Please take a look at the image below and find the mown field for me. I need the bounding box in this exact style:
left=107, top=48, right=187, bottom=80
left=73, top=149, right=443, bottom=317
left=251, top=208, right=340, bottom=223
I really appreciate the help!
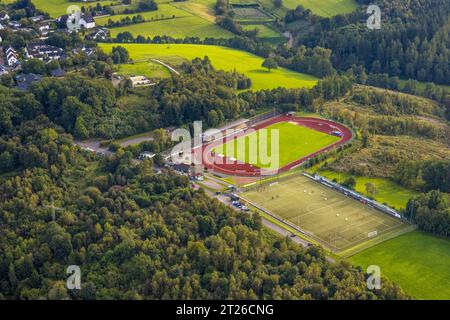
left=398, top=79, right=450, bottom=95
left=114, top=60, right=170, bottom=79
left=213, top=122, right=339, bottom=169
left=107, top=16, right=233, bottom=39
left=286, top=0, right=358, bottom=17
left=349, top=231, right=450, bottom=300
left=241, top=23, right=284, bottom=43
left=258, top=0, right=358, bottom=17
left=99, top=43, right=319, bottom=90
left=317, top=170, right=419, bottom=210
left=95, top=0, right=234, bottom=40
left=94, top=4, right=189, bottom=25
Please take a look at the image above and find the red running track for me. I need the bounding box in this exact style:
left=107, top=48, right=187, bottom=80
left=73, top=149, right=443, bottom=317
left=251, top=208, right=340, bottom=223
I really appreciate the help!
left=192, top=116, right=353, bottom=177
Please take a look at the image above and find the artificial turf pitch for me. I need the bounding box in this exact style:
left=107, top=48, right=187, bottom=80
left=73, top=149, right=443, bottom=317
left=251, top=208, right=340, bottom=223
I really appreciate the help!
left=212, top=122, right=340, bottom=169
left=242, top=174, right=406, bottom=251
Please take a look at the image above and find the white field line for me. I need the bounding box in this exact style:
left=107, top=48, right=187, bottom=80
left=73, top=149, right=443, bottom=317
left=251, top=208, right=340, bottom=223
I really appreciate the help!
left=151, top=59, right=180, bottom=76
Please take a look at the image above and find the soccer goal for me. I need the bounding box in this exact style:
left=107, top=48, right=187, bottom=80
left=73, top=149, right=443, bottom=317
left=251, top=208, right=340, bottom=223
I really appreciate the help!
left=368, top=231, right=378, bottom=238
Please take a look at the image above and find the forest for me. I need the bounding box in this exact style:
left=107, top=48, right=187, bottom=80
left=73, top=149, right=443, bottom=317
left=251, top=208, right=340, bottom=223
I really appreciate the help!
left=0, top=0, right=448, bottom=301
left=293, top=0, right=450, bottom=85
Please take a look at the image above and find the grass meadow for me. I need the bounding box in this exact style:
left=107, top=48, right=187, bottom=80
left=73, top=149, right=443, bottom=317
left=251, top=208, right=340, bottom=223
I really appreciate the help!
left=317, top=170, right=420, bottom=210
left=349, top=231, right=450, bottom=300
left=99, top=43, right=319, bottom=90
left=26, top=0, right=117, bottom=17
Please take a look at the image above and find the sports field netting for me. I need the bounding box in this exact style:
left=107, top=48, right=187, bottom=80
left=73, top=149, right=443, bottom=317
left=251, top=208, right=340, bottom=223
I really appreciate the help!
left=242, top=174, right=406, bottom=251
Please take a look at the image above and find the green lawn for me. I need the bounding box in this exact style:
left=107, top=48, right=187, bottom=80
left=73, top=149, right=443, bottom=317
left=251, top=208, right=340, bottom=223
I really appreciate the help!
left=259, top=0, right=358, bottom=17
left=28, top=0, right=117, bottom=17
left=108, top=15, right=233, bottom=39
left=241, top=23, right=283, bottom=41
left=96, top=0, right=232, bottom=40
left=213, top=122, right=339, bottom=169
left=95, top=4, right=190, bottom=26
left=349, top=231, right=450, bottom=300
left=99, top=43, right=319, bottom=90
left=114, top=60, right=171, bottom=79
left=317, top=170, right=419, bottom=210
left=281, top=0, right=358, bottom=17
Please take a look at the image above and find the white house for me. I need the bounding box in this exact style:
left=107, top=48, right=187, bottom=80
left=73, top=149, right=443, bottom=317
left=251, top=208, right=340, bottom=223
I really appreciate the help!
left=89, top=28, right=108, bottom=40
left=38, top=24, right=50, bottom=35
left=80, top=14, right=96, bottom=29
left=0, top=13, right=10, bottom=21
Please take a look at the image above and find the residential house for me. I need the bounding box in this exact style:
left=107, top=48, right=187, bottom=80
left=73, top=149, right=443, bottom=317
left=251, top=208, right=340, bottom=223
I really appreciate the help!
left=80, top=14, right=96, bottom=29
left=130, top=75, right=154, bottom=87
left=30, top=15, right=45, bottom=23
left=57, top=13, right=95, bottom=31
left=87, top=27, right=108, bottom=41
left=15, top=73, right=43, bottom=91
left=0, top=13, right=10, bottom=22
left=5, top=47, right=19, bottom=67
left=38, top=24, right=50, bottom=36
left=51, top=68, right=67, bottom=78
left=72, top=46, right=95, bottom=56
left=8, top=21, right=21, bottom=29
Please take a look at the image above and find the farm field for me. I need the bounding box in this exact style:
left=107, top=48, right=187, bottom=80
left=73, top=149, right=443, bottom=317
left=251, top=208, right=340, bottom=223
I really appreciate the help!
left=242, top=174, right=407, bottom=251
left=350, top=231, right=450, bottom=300
left=213, top=122, right=340, bottom=169
left=317, top=170, right=420, bottom=210
left=233, top=7, right=274, bottom=21
left=263, top=0, right=358, bottom=17
left=99, top=43, right=319, bottom=90
left=107, top=15, right=234, bottom=39
left=94, top=4, right=189, bottom=25
left=170, top=0, right=217, bottom=22
left=241, top=24, right=283, bottom=42
left=256, top=0, right=358, bottom=18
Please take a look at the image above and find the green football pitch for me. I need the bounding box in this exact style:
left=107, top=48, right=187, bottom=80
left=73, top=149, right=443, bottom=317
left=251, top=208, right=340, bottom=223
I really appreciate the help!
left=212, top=122, right=340, bottom=169
left=350, top=231, right=450, bottom=300
left=242, top=174, right=407, bottom=251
